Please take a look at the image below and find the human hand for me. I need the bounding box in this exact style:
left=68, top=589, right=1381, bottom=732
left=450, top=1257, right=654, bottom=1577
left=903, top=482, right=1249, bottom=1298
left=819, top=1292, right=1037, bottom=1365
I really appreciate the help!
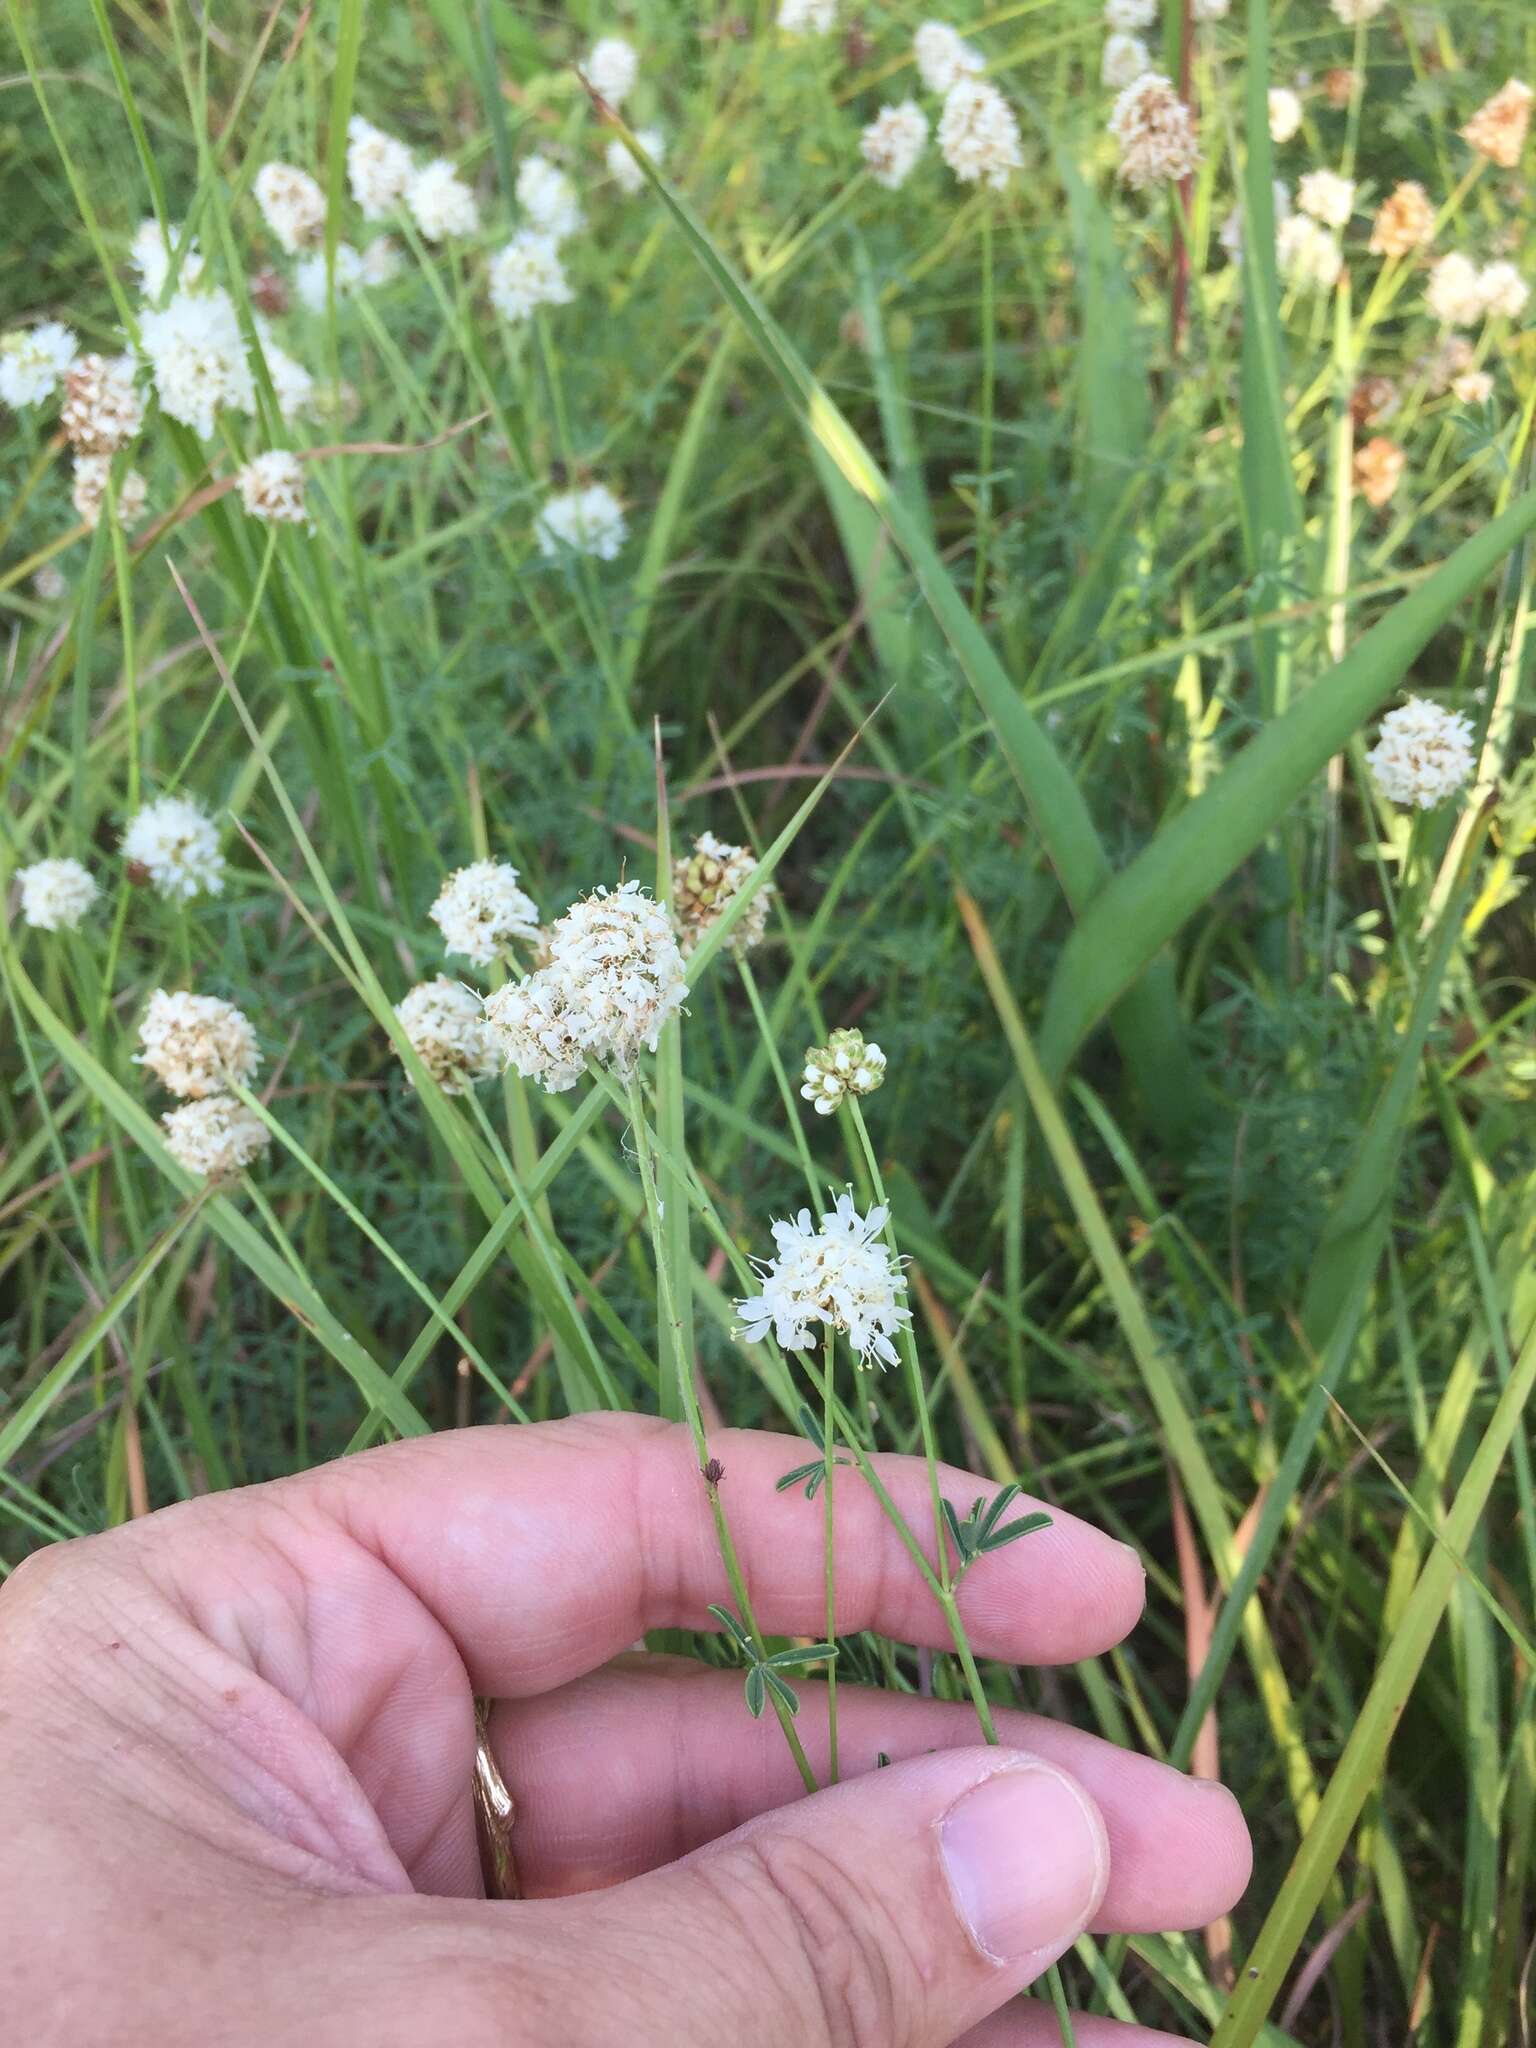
left=0, top=1414, right=1249, bottom=2046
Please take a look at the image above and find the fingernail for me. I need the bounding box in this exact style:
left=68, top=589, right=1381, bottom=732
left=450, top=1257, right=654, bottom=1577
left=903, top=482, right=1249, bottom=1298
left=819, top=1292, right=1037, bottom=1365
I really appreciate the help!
left=939, top=1760, right=1107, bottom=1965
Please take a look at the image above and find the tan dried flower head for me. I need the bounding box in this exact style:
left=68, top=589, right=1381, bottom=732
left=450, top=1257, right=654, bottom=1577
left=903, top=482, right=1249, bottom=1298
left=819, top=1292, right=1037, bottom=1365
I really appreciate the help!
left=1462, top=79, right=1531, bottom=169
left=1109, top=74, right=1200, bottom=191
left=1349, top=374, right=1399, bottom=427
left=394, top=976, right=501, bottom=1095
left=1369, top=181, right=1435, bottom=259
left=671, top=831, right=771, bottom=958
left=60, top=353, right=143, bottom=455
left=72, top=457, right=148, bottom=533
left=238, top=451, right=307, bottom=525
left=1324, top=69, right=1359, bottom=110
left=1353, top=437, right=1405, bottom=509
left=250, top=268, right=291, bottom=317
left=136, top=988, right=261, bottom=1100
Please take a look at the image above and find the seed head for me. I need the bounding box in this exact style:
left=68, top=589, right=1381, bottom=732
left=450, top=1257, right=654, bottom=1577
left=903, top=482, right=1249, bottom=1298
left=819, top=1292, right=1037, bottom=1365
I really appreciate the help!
left=1109, top=74, right=1200, bottom=190
left=801, top=1027, right=886, bottom=1116
left=1369, top=181, right=1435, bottom=258
left=237, top=450, right=307, bottom=525
left=1462, top=79, right=1531, bottom=169
left=60, top=353, right=143, bottom=454
left=253, top=162, right=327, bottom=254
left=671, top=832, right=771, bottom=957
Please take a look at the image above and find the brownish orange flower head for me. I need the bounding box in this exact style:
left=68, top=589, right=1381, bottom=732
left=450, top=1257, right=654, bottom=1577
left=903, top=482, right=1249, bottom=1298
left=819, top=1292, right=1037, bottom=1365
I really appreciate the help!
left=1369, top=181, right=1436, bottom=259
left=1354, top=437, right=1406, bottom=510
left=1461, top=79, right=1532, bottom=170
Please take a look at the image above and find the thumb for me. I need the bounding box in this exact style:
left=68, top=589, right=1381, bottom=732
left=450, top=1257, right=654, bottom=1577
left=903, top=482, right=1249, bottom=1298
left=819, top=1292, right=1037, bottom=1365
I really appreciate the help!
left=560, top=1744, right=1109, bottom=2048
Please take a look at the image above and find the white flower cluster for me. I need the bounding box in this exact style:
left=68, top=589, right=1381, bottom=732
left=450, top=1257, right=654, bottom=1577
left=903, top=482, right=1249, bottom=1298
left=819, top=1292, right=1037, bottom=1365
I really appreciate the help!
left=122, top=793, right=226, bottom=902
left=1329, top=0, right=1386, bottom=21
left=914, top=20, right=983, bottom=94
left=800, top=1027, right=887, bottom=1116
left=1102, top=33, right=1150, bottom=90
left=777, top=0, right=836, bottom=32
left=606, top=128, right=665, bottom=196
left=394, top=975, right=502, bottom=1094
left=429, top=859, right=540, bottom=966
left=255, top=318, right=317, bottom=419
left=254, top=162, right=327, bottom=253
left=1297, top=168, right=1354, bottom=230
left=1102, top=0, right=1156, bottom=27
left=136, top=988, right=261, bottom=1099
left=137, top=288, right=256, bottom=438
left=237, top=450, right=308, bottom=525
left=161, top=1096, right=270, bottom=1179
left=488, top=233, right=573, bottom=322
left=736, top=1193, right=911, bottom=1370
left=0, top=323, right=77, bottom=410
left=483, top=880, right=686, bottom=1090
left=861, top=102, right=929, bottom=190
left=938, top=78, right=1023, bottom=189
left=584, top=36, right=638, bottom=105
left=408, top=158, right=481, bottom=241
left=1268, top=87, right=1303, bottom=144
left=671, top=832, right=771, bottom=957
left=129, top=220, right=204, bottom=301
left=1277, top=214, right=1343, bottom=292
left=1367, top=698, right=1476, bottom=810
left=293, top=238, right=399, bottom=313
left=17, top=857, right=98, bottom=932
left=536, top=483, right=627, bottom=560
left=1109, top=73, right=1201, bottom=190
left=347, top=116, right=414, bottom=219
left=1427, top=252, right=1530, bottom=328
left=516, top=155, right=584, bottom=242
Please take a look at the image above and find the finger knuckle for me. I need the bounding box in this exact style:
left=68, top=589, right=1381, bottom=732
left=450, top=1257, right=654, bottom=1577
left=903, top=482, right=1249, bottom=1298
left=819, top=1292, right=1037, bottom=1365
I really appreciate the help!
left=724, top=1831, right=921, bottom=2048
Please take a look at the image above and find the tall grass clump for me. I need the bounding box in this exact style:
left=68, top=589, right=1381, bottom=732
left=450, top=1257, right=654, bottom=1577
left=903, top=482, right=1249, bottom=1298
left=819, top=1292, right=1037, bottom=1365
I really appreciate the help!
left=4, top=0, right=1536, bottom=2039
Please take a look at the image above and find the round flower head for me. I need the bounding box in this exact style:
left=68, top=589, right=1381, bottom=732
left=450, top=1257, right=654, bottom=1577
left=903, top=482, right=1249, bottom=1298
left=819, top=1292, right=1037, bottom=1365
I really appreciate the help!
left=536, top=483, right=627, bottom=561
left=860, top=102, right=929, bottom=189
left=913, top=21, right=984, bottom=94
left=34, top=565, right=68, bottom=602
left=136, top=989, right=260, bottom=1099
left=584, top=36, right=638, bottom=105
left=407, top=159, right=480, bottom=241
left=1367, top=698, right=1475, bottom=809
left=430, top=859, right=540, bottom=966
left=295, top=243, right=368, bottom=314
left=1369, top=181, right=1435, bottom=258
left=0, top=323, right=77, bottom=410
left=137, top=289, right=255, bottom=438
left=801, top=1026, right=887, bottom=1116
left=671, top=832, right=771, bottom=957
left=1477, top=261, right=1529, bottom=322
left=1452, top=368, right=1494, bottom=405
left=253, top=162, right=326, bottom=254
left=122, top=793, right=226, bottom=902
left=394, top=976, right=502, bottom=1094
left=1462, top=79, right=1532, bottom=169
left=543, top=881, right=687, bottom=1074
left=129, top=219, right=204, bottom=302
left=777, top=0, right=836, bottom=31
left=17, top=857, right=98, bottom=933
left=1350, top=373, right=1398, bottom=426
left=1109, top=74, right=1200, bottom=190
left=606, top=128, right=665, bottom=196
left=1353, top=436, right=1405, bottom=509
left=1103, top=0, right=1156, bottom=25
left=516, top=155, right=584, bottom=243
left=361, top=237, right=402, bottom=287
left=1427, top=252, right=1486, bottom=329
left=482, top=969, right=588, bottom=1093
left=162, top=1095, right=270, bottom=1179
left=1268, top=87, right=1303, bottom=144
left=1329, top=0, right=1386, bottom=20
left=1419, top=334, right=1474, bottom=395
left=1276, top=214, right=1342, bottom=292
left=72, top=458, right=148, bottom=533
left=736, top=1192, right=911, bottom=1370
left=347, top=116, right=414, bottom=219
left=60, top=354, right=143, bottom=455
left=1297, top=168, right=1354, bottom=229
left=1192, top=0, right=1229, bottom=17
left=938, top=78, right=1023, bottom=189
left=237, top=450, right=307, bottom=525
left=488, top=233, right=574, bottom=322
left=1102, top=33, right=1150, bottom=89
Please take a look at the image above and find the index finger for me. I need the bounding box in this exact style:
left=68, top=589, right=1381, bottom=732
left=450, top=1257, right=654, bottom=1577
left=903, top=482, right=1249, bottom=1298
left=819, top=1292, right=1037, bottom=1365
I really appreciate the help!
left=280, top=1413, right=1144, bottom=1695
